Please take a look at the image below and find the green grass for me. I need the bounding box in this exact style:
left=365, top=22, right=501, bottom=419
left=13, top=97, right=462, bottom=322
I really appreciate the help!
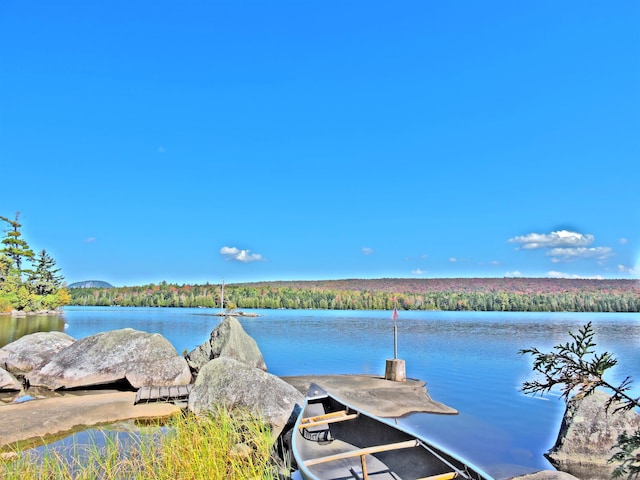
left=0, top=406, right=285, bottom=480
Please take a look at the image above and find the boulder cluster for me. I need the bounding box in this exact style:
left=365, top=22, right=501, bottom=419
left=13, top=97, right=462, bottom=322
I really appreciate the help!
left=0, top=317, right=303, bottom=441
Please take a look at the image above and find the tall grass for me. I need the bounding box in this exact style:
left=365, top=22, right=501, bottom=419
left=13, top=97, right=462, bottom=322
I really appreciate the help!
left=0, top=405, right=285, bottom=480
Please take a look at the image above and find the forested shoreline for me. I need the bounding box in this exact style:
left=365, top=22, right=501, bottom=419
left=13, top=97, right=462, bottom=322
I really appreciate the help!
left=69, top=277, right=640, bottom=312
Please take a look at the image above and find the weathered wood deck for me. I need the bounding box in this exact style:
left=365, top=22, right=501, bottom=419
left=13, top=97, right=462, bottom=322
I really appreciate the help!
left=134, top=384, right=193, bottom=404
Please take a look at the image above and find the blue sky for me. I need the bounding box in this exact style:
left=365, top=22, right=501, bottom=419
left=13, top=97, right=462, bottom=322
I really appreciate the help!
left=1, top=1, right=638, bottom=286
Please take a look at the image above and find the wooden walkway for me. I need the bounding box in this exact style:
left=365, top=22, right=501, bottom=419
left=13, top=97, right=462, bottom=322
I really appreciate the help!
left=134, top=384, right=193, bottom=405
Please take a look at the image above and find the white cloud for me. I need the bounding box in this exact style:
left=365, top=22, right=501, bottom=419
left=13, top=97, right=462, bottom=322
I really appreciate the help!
left=505, top=271, right=522, bottom=277
left=362, top=247, right=374, bottom=256
left=509, top=229, right=615, bottom=269
left=509, top=230, right=595, bottom=249
left=547, top=270, right=568, bottom=278
left=619, top=238, right=628, bottom=245
left=220, top=246, right=263, bottom=263
left=412, top=268, right=427, bottom=275
left=546, top=246, right=613, bottom=263
left=618, top=264, right=640, bottom=275
left=547, top=271, right=604, bottom=280
left=449, top=257, right=457, bottom=263
left=85, top=237, right=96, bottom=243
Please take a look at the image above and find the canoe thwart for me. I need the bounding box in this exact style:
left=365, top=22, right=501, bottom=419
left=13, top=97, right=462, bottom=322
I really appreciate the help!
left=299, top=412, right=359, bottom=430
left=303, top=439, right=420, bottom=467
left=301, top=409, right=349, bottom=423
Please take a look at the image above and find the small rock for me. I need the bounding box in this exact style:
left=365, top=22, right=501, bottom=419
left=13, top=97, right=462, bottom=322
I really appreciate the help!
left=0, top=367, right=21, bottom=391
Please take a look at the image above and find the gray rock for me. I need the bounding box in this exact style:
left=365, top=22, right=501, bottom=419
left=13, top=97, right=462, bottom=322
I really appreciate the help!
left=509, top=470, right=580, bottom=479
left=188, top=357, right=303, bottom=439
left=0, top=331, right=75, bottom=376
left=546, top=390, right=640, bottom=479
left=186, top=316, right=267, bottom=373
left=27, top=328, right=192, bottom=390
left=0, top=367, right=21, bottom=391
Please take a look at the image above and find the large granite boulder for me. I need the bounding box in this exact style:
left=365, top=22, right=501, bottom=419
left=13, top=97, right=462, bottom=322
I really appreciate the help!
left=27, top=328, right=192, bottom=390
left=186, top=316, right=267, bottom=374
left=188, top=357, right=303, bottom=439
left=0, top=367, right=21, bottom=391
left=0, top=331, right=75, bottom=376
left=546, top=390, right=640, bottom=479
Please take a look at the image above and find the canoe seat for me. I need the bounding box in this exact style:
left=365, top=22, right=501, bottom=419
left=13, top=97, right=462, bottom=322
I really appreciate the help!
left=301, top=426, right=333, bottom=443
left=300, top=403, right=335, bottom=443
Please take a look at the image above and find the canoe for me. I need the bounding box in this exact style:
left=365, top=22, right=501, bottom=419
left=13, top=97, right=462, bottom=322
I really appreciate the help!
left=292, top=384, right=494, bottom=480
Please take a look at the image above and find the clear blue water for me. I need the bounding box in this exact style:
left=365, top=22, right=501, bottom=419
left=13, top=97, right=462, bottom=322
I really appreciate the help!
left=26, top=307, right=640, bottom=478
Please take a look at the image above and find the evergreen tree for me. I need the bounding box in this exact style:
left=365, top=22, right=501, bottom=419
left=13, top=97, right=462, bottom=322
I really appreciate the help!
left=27, top=249, right=64, bottom=295
left=0, top=212, right=34, bottom=280
left=0, top=253, right=12, bottom=284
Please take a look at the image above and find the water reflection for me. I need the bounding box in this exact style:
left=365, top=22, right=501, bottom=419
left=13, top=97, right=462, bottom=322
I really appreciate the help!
left=0, top=314, right=65, bottom=347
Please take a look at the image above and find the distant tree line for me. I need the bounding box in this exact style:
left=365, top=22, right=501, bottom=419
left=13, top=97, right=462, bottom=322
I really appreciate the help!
left=68, top=278, right=640, bottom=312
left=0, top=212, right=69, bottom=312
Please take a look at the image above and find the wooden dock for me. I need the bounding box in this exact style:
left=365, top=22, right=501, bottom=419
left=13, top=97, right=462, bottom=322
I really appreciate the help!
left=134, top=384, right=193, bottom=405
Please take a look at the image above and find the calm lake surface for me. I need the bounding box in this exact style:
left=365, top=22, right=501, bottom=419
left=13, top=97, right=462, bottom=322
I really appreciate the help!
left=4, top=307, right=640, bottom=479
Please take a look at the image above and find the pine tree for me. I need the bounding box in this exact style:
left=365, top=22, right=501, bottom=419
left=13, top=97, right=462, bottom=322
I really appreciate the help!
left=27, top=249, right=64, bottom=295
left=0, top=212, right=34, bottom=280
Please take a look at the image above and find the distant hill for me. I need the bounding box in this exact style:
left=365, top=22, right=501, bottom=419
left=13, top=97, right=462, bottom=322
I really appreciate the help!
left=67, top=280, right=114, bottom=289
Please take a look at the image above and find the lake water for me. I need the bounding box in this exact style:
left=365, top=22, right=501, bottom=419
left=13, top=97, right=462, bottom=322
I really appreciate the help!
left=4, top=307, right=640, bottom=479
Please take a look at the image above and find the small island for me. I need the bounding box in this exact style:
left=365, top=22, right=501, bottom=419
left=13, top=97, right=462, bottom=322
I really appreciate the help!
left=0, top=213, right=69, bottom=316
left=213, top=310, right=261, bottom=317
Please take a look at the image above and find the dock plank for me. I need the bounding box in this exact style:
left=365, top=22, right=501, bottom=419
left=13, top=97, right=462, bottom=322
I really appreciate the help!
left=134, top=384, right=193, bottom=404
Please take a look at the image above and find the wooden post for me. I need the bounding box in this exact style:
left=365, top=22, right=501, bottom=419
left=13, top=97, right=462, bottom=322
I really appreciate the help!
left=385, top=358, right=406, bottom=382
left=385, top=308, right=405, bottom=381
left=393, top=322, right=398, bottom=359
left=221, top=278, right=225, bottom=311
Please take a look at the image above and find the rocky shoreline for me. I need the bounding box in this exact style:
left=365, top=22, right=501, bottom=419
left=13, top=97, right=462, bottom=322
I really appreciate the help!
left=2, top=316, right=634, bottom=479
left=1, top=309, right=63, bottom=317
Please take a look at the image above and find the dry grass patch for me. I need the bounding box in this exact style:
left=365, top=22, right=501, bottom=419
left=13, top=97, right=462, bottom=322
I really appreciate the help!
left=0, top=405, right=284, bottom=480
